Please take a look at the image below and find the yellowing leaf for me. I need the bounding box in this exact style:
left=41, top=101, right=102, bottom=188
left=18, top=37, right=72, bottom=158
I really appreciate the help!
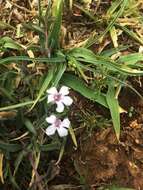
left=69, top=127, right=77, bottom=148
left=110, top=26, right=118, bottom=48
left=0, top=153, right=4, bottom=184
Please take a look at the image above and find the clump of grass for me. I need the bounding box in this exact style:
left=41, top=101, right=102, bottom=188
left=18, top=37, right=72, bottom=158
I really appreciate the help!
left=0, top=0, right=143, bottom=189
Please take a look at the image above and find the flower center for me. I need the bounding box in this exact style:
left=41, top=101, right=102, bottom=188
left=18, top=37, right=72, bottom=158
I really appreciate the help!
left=54, top=119, right=62, bottom=128
left=53, top=93, right=62, bottom=102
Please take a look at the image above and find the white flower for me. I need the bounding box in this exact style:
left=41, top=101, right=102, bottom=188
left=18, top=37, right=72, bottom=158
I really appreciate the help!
left=47, top=86, right=73, bottom=113
left=45, top=115, right=70, bottom=137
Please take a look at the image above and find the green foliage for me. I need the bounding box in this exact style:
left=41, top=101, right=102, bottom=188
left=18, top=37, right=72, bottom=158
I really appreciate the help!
left=61, top=73, right=109, bottom=108
left=106, top=85, right=120, bottom=140
left=0, top=37, right=23, bottom=51
left=48, top=0, right=63, bottom=49
left=0, top=0, right=143, bottom=188
left=85, top=0, right=128, bottom=47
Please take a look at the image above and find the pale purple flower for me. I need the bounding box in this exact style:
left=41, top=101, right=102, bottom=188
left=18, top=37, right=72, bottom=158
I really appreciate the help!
left=47, top=86, right=73, bottom=113
left=45, top=115, right=70, bottom=137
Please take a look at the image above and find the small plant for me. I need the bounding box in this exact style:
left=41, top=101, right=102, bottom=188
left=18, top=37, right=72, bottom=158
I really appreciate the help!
left=45, top=115, right=71, bottom=137
left=45, top=85, right=73, bottom=137
left=0, top=0, right=143, bottom=189
left=47, top=86, right=73, bottom=113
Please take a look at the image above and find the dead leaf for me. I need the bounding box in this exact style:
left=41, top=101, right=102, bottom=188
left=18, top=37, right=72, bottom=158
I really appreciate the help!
left=0, top=153, right=4, bottom=184
left=0, top=111, right=17, bottom=120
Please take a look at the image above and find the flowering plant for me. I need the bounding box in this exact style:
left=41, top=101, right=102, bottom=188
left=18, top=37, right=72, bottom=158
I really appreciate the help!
left=45, top=115, right=70, bottom=137
left=47, top=86, right=73, bottom=113
left=45, top=86, right=73, bottom=137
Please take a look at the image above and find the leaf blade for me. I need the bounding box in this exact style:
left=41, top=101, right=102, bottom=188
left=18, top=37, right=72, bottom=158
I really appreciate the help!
left=106, top=86, right=120, bottom=140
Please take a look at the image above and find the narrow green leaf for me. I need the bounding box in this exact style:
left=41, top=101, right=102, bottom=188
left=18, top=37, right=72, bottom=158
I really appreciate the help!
left=51, top=63, right=66, bottom=86
left=3, top=42, right=22, bottom=50
left=68, top=48, right=143, bottom=75
left=115, top=24, right=143, bottom=45
left=106, top=86, right=120, bottom=140
left=85, top=0, right=128, bottom=47
left=0, top=36, right=23, bottom=50
left=56, top=138, right=66, bottom=164
left=30, top=67, right=55, bottom=110
left=0, top=100, right=34, bottom=112
left=0, top=142, right=22, bottom=152
left=107, top=0, right=123, bottom=16
left=74, top=4, right=98, bottom=22
left=40, top=142, right=60, bottom=151
left=8, top=165, right=20, bottom=190
left=48, top=0, right=63, bottom=49
left=61, top=73, right=108, bottom=108
left=0, top=87, right=16, bottom=102
left=0, top=96, right=46, bottom=112
left=118, top=53, right=143, bottom=65
left=100, top=45, right=130, bottom=56
left=24, top=118, right=37, bottom=135
left=76, top=57, right=143, bottom=75
left=68, top=47, right=97, bottom=62
left=62, top=73, right=125, bottom=113
left=0, top=55, right=66, bottom=65
left=23, top=23, right=45, bottom=34
left=0, top=36, right=15, bottom=44
left=13, top=150, right=27, bottom=176
left=0, top=21, right=15, bottom=30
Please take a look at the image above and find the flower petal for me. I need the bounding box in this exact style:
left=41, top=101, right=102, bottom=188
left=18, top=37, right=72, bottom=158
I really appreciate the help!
left=56, top=102, right=64, bottom=113
left=47, top=94, right=54, bottom=103
left=139, top=46, right=143, bottom=53
left=46, top=115, right=56, bottom=124
left=57, top=127, right=68, bottom=137
left=62, top=96, right=73, bottom=106
left=62, top=118, right=70, bottom=128
left=45, top=125, right=56, bottom=136
left=59, top=86, right=69, bottom=95
left=47, top=87, right=57, bottom=94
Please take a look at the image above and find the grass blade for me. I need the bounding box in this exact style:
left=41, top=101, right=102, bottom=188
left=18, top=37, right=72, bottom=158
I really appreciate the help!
left=0, top=97, right=45, bottom=111
left=24, top=118, right=37, bottom=135
left=40, top=142, right=60, bottom=151
left=30, top=66, right=55, bottom=110
left=106, top=85, right=120, bottom=140
left=51, top=63, right=66, bottom=86
left=118, top=53, right=143, bottom=65
left=0, top=56, right=65, bottom=65
left=48, top=0, right=63, bottom=49
left=61, top=73, right=108, bottom=108
left=115, top=24, right=143, bottom=45
left=0, top=142, right=22, bottom=152
left=85, top=0, right=128, bottom=47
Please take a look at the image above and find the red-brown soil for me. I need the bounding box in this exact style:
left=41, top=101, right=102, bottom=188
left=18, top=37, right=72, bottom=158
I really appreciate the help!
left=52, top=80, right=143, bottom=190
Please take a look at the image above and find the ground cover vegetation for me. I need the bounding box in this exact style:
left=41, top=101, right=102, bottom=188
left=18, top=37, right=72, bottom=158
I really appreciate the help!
left=0, top=0, right=143, bottom=189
